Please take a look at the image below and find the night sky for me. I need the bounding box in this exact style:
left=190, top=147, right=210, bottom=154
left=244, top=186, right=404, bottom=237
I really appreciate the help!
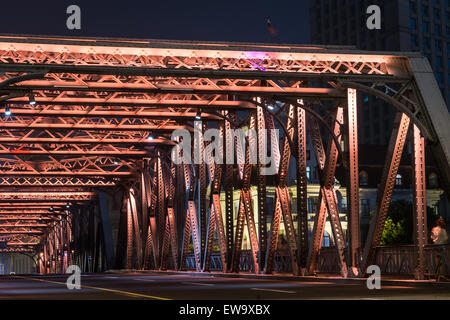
left=0, top=0, right=310, bottom=44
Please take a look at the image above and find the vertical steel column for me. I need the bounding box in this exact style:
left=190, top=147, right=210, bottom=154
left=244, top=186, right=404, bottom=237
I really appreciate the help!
left=67, top=215, right=73, bottom=268
left=245, top=114, right=260, bottom=274
left=412, top=125, right=427, bottom=280
left=256, top=104, right=268, bottom=271
left=149, top=162, right=160, bottom=268
left=265, top=105, right=298, bottom=275
left=307, top=108, right=347, bottom=277
left=231, top=113, right=259, bottom=273
left=161, top=164, right=178, bottom=270
left=157, top=155, right=165, bottom=262
left=296, top=106, right=308, bottom=273
left=126, top=193, right=133, bottom=269
left=168, top=165, right=179, bottom=270
left=204, top=123, right=226, bottom=272
left=176, top=162, right=186, bottom=268
left=140, top=163, right=149, bottom=263
left=204, top=198, right=217, bottom=272
left=129, top=188, right=142, bottom=269
left=160, top=214, right=171, bottom=270
left=62, top=218, right=68, bottom=273
left=322, top=107, right=347, bottom=277
left=199, top=123, right=208, bottom=265
left=181, top=163, right=202, bottom=271
left=43, top=240, right=49, bottom=274
left=115, top=193, right=127, bottom=269
left=346, top=88, right=360, bottom=276
left=224, top=111, right=234, bottom=271
left=180, top=202, right=191, bottom=270
left=306, top=115, right=328, bottom=275
left=264, top=112, right=282, bottom=275
left=160, top=165, right=170, bottom=270
left=57, top=220, right=63, bottom=273
left=362, top=112, right=410, bottom=271
left=99, top=192, right=114, bottom=270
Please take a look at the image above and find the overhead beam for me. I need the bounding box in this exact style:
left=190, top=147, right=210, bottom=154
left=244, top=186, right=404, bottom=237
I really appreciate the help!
left=6, top=82, right=346, bottom=98
left=0, top=137, right=174, bottom=145
left=0, top=64, right=404, bottom=82
left=0, top=149, right=147, bottom=157
left=0, top=172, right=133, bottom=177
left=5, top=99, right=250, bottom=111
left=0, top=224, right=49, bottom=228
left=0, top=123, right=191, bottom=132
left=0, top=231, right=43, bottom=234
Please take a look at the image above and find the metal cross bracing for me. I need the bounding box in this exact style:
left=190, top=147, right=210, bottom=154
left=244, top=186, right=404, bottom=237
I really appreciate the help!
left=0, top=35, right=447, bottom=280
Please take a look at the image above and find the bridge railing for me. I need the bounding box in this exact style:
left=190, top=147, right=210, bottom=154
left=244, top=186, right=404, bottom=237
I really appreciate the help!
left=185, top=250, right=293, bottom=273
left=318, top=244, right=450, bottom=276
left=184, top=245, right=450, bottom=276
left=374, top=244, right=450, bottom=276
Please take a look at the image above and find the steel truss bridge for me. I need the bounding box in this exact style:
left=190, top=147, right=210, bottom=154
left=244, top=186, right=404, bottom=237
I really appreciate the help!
left=0, top=35, right=449, bottom=279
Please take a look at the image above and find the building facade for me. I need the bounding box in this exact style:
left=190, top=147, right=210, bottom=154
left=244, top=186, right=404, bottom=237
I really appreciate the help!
left=309, top=0, right=450, bottom=144
left=222, top=144, right=445, bottom=250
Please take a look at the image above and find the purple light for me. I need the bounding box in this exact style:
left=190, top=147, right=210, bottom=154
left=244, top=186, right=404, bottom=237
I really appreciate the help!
left=248, top=59, right=267, bottom=72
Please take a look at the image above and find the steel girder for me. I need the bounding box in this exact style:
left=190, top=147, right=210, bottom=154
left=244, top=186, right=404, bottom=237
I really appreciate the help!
left=296, top=106, right=308, bottom=274
left=203, top=122, right=227, bottom=272
left=346, top=88, right=360, bottom=276
left=412, top=125, right=427, bottom=280
left=265, top=104, right=299, bottom=275
left=231, top=113, right=259, bottom=274
left=361, top=113, right=410, bottom=272
left=307, top=107, right=348, bottom=277
left=0, top=35, right=446, bottom=279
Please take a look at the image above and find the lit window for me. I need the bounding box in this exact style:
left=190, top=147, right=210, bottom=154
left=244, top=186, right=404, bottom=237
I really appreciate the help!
left=361, top=199, right=370, bottom=217
left=359, top=171, right=368, bottom=186
left=341, top=198, right=347, bottom=213
left=395, top=174, right=402, bottom=186
left=322, top=231, right=330, bottom=247
left=429, top=173, right=438, bottom=187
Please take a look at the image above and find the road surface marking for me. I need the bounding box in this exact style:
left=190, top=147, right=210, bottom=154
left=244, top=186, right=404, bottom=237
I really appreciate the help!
left=13, top=275, right=171, bottom=300
left=133, top=278, right=155, bottom=282
left=181, top=281, right=215, bottom=287
left=103, top=276, right=120, bottom=279
left=250, top=288, right=296, bottom=294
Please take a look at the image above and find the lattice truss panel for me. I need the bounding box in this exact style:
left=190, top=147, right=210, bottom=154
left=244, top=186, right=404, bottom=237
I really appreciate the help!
left=0, top=36, right=446, bottom=278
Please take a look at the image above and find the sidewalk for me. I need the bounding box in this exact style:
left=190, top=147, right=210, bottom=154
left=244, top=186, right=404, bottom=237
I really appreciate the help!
left=106, top=269, right=450, bottom=288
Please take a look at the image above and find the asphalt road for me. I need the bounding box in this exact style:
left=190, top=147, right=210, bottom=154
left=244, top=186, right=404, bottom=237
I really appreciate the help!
left=1, top=272, right=450, bottom=300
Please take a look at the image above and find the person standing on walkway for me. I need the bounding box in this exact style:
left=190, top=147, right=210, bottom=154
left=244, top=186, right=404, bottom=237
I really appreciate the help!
left=431, top=218, right=448, bottom=281
left=431, top=218, right=448, bottom=245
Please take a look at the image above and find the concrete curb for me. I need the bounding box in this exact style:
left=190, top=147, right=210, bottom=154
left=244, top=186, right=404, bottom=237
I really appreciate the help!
left=105, top=269, right=450, bottom=288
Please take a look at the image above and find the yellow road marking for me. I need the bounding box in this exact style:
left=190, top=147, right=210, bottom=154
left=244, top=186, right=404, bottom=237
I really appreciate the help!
left=13, top=275, right=171, bottom=300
